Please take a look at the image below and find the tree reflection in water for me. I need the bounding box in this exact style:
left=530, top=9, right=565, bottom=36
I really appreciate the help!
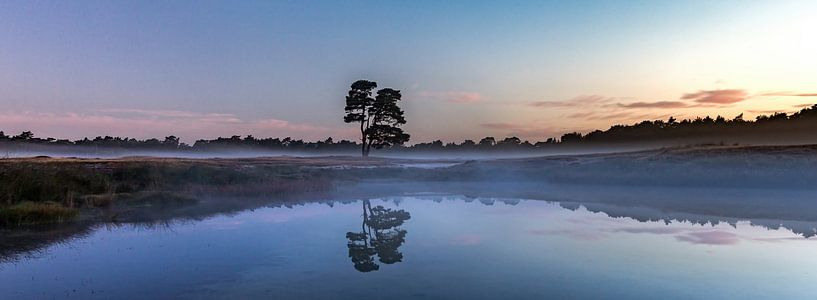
left=346, top=200, right=411, bottom=272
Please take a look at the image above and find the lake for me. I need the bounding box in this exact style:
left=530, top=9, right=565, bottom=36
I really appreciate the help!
left=1, top=194, right=816, bottom=299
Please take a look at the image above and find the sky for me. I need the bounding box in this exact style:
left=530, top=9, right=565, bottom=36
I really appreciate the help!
left=1, top=0, right=816, bottom=143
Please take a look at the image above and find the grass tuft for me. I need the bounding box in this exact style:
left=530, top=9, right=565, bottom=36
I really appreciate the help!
left=0, top=201, right=79, bottom=227
left=82, top=194, right=115, bottom=207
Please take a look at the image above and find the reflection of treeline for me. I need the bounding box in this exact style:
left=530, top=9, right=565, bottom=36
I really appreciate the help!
left=560, top=201, right=817, bottom=238
left=2, top=104, right=816, bottom=153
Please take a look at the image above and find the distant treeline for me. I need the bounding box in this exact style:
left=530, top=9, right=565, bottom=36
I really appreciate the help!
left=2, top=104, right=816, bottom=154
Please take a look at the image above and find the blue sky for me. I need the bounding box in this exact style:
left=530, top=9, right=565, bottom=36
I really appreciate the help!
left=1, top=0, right=816, bottom=142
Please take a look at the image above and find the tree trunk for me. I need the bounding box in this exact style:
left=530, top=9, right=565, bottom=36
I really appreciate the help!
left=363, top=115, right=375, bottom=157
left=360, top=121, right=367, bottom=157
left=366, top=138, right=374, bottom=157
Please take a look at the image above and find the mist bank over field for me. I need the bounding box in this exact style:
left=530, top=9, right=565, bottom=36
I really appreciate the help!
left=3, top=144, right=817, bottom=261
left=2, top=104, right=817, bottom=159
left=0, top=141, right=656, bottom=160
left=2, top=144, right=817, bottom=220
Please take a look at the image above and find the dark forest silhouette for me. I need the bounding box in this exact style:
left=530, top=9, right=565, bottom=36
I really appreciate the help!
left=2, top=104, right=816, bottom=155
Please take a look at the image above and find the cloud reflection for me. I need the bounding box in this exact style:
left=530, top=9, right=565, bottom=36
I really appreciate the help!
left=527, top=229, right=607, bottom=241
left=450, top=234, right=482, bottom=246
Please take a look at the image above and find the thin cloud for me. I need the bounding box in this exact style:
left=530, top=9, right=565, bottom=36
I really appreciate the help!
left=534, top=95, right=684, bottom=125
left=583, top=111, right=670, bottom=121
left=530, top=95, right=614, bottom=108
left=564, top=111, right=596, bottom=118
left=96, top=108, right=242, bottom=123
left=418, top=91, right=481, bottom=104
left=616, top=101, right=689, bottom=109
left=480, top=122, right=522, bottom=130
left=759, top=91, right=817, bottom=97
left=747, top=109, right=791, bottom=114
left=446, top=92, right=481, bottom=103
left=584, top=111, right=632, bottom=120
left=681, top=89, right=748, bottom=104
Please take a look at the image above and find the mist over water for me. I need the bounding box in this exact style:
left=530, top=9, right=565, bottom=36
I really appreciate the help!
left=2, top=193, right=816, bottom=299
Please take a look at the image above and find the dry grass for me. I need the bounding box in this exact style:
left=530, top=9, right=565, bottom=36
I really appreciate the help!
left=0, top=157, right=352, bottom=227
left=81, top=194, right=115, bottom=207
left=0, top=201, right=79, bottom=227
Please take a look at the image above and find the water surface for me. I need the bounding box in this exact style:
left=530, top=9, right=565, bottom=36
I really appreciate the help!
left=1, top=195, right=815, bottom=299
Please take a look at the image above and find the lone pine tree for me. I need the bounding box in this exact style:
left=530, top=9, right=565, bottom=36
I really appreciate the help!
left=344, top=80, right=410, bottom=157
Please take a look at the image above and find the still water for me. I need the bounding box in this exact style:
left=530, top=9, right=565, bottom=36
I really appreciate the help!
left=1, top=195, right=815, bottom=299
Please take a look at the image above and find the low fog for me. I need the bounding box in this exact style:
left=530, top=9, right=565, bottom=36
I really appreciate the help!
left=4, top=139, right=817, bottom=160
